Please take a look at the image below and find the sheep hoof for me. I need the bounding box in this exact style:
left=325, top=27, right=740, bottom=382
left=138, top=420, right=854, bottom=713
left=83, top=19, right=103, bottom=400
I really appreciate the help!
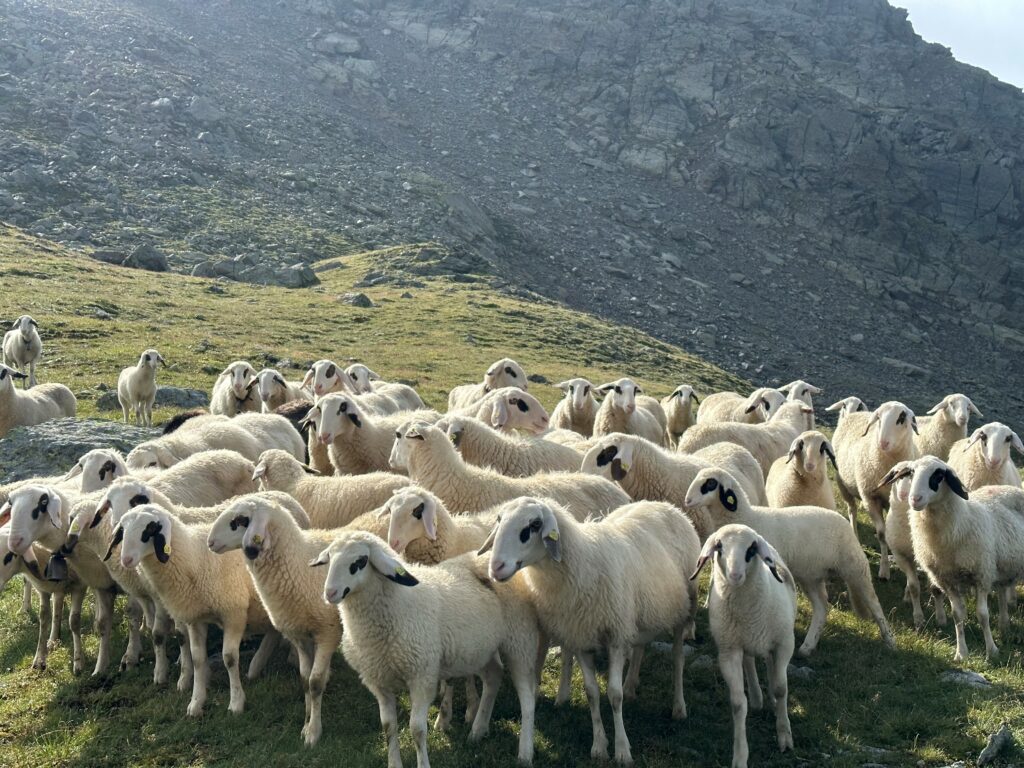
left=614, top=748, right=634, bottom=766
left=590, top=740, right=609, bottom=760
left=32, top=658, right=46, bottom=671
left=778, top=729, right=793, bottom=752
left=796, top=644, right=815, bottom=658
left=187, top=702, right=204, bottom=717
left=671, top=703, right=687, bottom=720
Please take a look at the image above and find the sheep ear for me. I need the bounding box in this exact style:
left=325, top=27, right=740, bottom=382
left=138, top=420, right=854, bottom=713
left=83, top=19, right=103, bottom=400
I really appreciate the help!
left=690, top=391, right=700, bottom=403
left=718, top=484, right=738, bottom=512
left=252, top=462, right=267, bottom=482
left=103, top=526, right=124, bottom=562
left=375, top=504, right=392, bottom=521
left=807, top=384, right=823, bottom=395
left=301, top=369, right=315, bottom=389
left=596, top=382, right=616, bottom=394
left=404, top=424, right=425, bottom=440
left=943, top=469, right=969, bottom=500
left=926, top=402, right=943, bottom=416
left=967, top=398, right=983, bottom=418
left=755, top=536, right=785, bottom=583
left=347, top=411, right=363, bottom=428
left=876, top=465, right=910, bottom=491
left=861, top=411, right=880, bottom=437
left=554, top=380, right=573, bottom=391
left=242, top=515, right=269, bottom=560
left=477, top=524, right=497, bottom=555
left=29, top=318, right=38, bottom=328
left=965, top=428, right=984, bottom=449
left=45, top=493, right=62, bottom=530
left=63, top=461, right=85, bottom=481
left=822, top=441, right=838, bottom=470
left=490, top=399, right=509, bottom=429
left=690, top=536, right=719, bottom=580
left=1011, top=431, right=1024, bottom=455
left=365, top=368, right=382, bottom=382
left=540, top=507, right=561, bottom=563
left=824, top=400, right=844, bottom=412
left=0, top=502, right=11, bottom=528
left=220, top=364, right=235, bottom=376
left=911, top=416, right=919, bottom=435
left=420, top=500, right=438, bottom=541
left=301, top=464, right=321, bottom=475
left=309, top=548, right=330, bottom=567
left=154, top=446, right=179, bottom=468
left=369, top=545, right=418, bottom=586
left=610, top=440, right=634, bottom=481
left=786, top=440, right=803, bottom=464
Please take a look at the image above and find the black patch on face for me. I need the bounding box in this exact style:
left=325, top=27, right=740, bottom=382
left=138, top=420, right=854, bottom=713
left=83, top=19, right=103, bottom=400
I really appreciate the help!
left=129, top=494, right=149, bottom=508
left=745, top=541, right=758, bottom=562
left=514, top=399, right=529, bottom=413
left=596, top=445, right=618, bottom=467
left=412, top=503, right=425, bottom=520
left=229, top=515, right=250, bottom=531
left=700, top=478, right=718, bottom=494
left=520, top=517, right=542, bottom=543
left=99, top=460, right=118, bottom=482
left=141, top=521, right=169, bottom=564
left=928, top=469, right=944, bottom=492
left=350, top=555, right=368, bottom=575
left=719, top=486, right=738, bottom=512
left=31, top=493, right=49, bottom=521
left=504, top=366, right=517, bottom=378
left=896, top=411, right=907, bottom=425
left=0, top=369, right=6, bottom=381
left=341, top=587, right=351, bottom=599
left=325, top=364, right=336, bottom=379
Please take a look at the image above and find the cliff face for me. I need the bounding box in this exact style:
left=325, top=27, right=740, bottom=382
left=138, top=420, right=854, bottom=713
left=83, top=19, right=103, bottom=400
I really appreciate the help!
left=1, top=0, right=1022, bottom=417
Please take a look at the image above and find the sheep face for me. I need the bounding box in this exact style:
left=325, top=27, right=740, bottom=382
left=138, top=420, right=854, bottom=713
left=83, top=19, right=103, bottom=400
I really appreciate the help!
left=126, top=443, right=179, bottom=470
left=826, top=396, right=867, bottom=419
left=928, top=393, right=982, bottom=430
left=385, top=489, right=437, bottom=553
left=581, top=436, right=635, bottom=482
left=255, top=369, right=286, bottom=406
left=389, top=421, right=434, bottom=471
left=115, top=506, right=173, bottom=570
left=63, top=449, right=128, bottom=493
left=345, top=364, right=380, bottom=394
left=0, top=526, right=28, bottom=589
left=906, top=457, right=969, bottom=511
left=683, top=469, right=740, bottom=515
left=478, top=497, right=561, bottom=582
left=313, top=393, right=364, bottom=445
left=0, top=362, right=28, bottom=389
left=483, top=358, right=527, bottom=393
left=207, top=499, right=254, bottom=555
left=1, top=486, right=62, bottom=558
left=220, top=361, right=257, bottom=400
left=12, top=315, right=38, bottom=342
left=742, top=388, right=786, bottom=422
left=597, top=377, right=642, bottom=416
left=97, top=480, right=158, bottom=528
left=965, top=423, right=1023, bottom=472
left=556, top=378, right=594, bottom=412
left=786, top=431, right=836, bottom=476
left=485, top=388, right=549, bottom=433
left=862, top=401, right=917, bottom=453
left=690, top=523, right=784, bottom=587
left=305, top=360, right=353, bottom=398
left=140, top=349, right=165, bottom=370
left=782, top=380, right=822, bottom=407
left=313, top=533, right=419, bottom=603
left=666, top=384, right=698, bottom=406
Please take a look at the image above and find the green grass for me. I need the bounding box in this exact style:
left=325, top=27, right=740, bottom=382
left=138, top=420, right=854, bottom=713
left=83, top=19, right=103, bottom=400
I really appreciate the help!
left=1, top=224, right=1021, bottom=767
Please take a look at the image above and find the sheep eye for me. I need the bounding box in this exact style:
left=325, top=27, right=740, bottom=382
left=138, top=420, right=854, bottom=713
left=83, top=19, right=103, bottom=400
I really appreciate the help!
left=700, top=478, right=719, bottom=494
left=1005, top=436, right=1011, bottom=443
left=325, top=364, right=336, bottom=378
left=412, top=503, right=425, bottom=520
left=40, top=494, right=49, bottom=508
left=505, top=366, right=517, bottom=377
left=745, top=542, right=758, bottom=562
left=568, top=385, right=574, bottom=394
left=764, top=402, right=772, bottom=411
left=515, top=399, right=529, bottom=412
left=583, top=386, right=590, bottom=395
left=338, top=402, right=348, bottom=414
left=129, top=494, right=149, bottom=508
left=897, top=412, right=907, bottom=425
left=802, top=388, right=809, bottom=395
left=350, top=555, right=368, bottom=574
left=395, top=431, right=402, bottom=439
left=614, top=386, right=622, bottom=394
left=147, top=462, right=158, bottom=468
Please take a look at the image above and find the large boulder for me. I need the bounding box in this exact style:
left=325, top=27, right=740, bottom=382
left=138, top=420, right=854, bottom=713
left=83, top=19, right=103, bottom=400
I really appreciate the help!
left=123, top=243, right=169, bottom=272
left=0, top=418, right=158, bottom=484
left=95, top=385, right=209, bottom=412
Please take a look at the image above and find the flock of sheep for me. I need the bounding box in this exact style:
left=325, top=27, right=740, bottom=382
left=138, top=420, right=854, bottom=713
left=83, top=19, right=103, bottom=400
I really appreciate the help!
left=2, top=313, right=1024, bottom=768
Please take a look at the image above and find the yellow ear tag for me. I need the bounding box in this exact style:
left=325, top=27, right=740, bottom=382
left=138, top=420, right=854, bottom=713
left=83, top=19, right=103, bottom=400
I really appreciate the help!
left=449, top=434, right=458, bottom=444
left=395, top=564, right=406, bottom=575
left=69, top=517, right=83, bottom=535
left=620, top=461, right=631, bottom=472
left=546, top=530, right=559, bottom=541
left=251, top=534, right=264, bottom=546
left=163, top=544, right=172, bottom=556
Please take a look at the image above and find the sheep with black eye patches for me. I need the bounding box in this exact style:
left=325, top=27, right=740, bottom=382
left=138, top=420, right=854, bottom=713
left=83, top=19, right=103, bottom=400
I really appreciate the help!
left=302, top=392, right=443, bottom=475
left=881, top=457, right=1024, bottom=661
left=117, top=348, right=165, bottom=426
left=449, top=387, right=550, bottom=434
left=441, top=414, right=582, bottom=477
left=593, top=377, right=666, bottom=447
left=252, top=448, right=410, bottom=526
left=947, top=422, right=1023, bottom=490
left=914, top=393, right=983, bottom=461
left=344, top=363, right=427, bottom=411
left=581, top=433, right=767, bottom=541
left=110, top=503, right=281, bottom=716
left=480, top=496, right=699, bottom=765
left=313, top=530, right=541, bottom=767
left=389, top=420, right=630, bottom=516
left=254, top=367, right=310, bottom=413
left=550, top=377, right=599, bottom=436
left=210, top=360, right=260, bottom=416
left=0, top=362, right=76, bottom=438
left=825, top=395, right=868, bottom=423
left=832, top=400, right=920, bottom=580
left=765, top=431, right=838, bottom=510
left=3, top=314, right=42, bottom=388
left=447, top=357, right=528, bottom=411
left=684, top=467, right=895, bottom=656
left=697, top=387, right=786, bottom=425
left=691, top=524, right=796, bottom=768
left=302, top=359, right=425, bottom=414
left=780, top=379, right=822, bottom=431
left=661, top=384, right=699, bottom=447
left=384, top=486, right=496, bottom=564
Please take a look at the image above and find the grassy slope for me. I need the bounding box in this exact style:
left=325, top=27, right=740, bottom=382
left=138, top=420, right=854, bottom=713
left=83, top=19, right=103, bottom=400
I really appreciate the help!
left=0, top=224, right=1021, bottom=767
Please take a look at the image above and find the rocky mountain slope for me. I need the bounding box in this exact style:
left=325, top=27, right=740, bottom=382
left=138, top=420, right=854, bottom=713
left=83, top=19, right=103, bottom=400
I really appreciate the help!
left=1, top=0, right=1022, bottom=420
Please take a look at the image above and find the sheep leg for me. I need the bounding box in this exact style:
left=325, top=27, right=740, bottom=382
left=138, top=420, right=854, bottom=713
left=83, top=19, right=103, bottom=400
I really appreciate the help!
left=303, top=640, right=333, bottom=747
left=32, top=592, right=52, bottom=670
left=464, top=676, right=480, bottom=724
left=866, top=497, right=889, bottom=580
left=947, top=589, right=969, bottom=662
left=469, top=656, right=503, bottom=742
left=671, top=623, right=687, bottom=720
left=144, top=401, right=154, bottom=428
left=555, top=650, right=574, bottom=705
left=976, top=588, right=999, bottom=660
left=186, top=623, right=210, bottom=716
left=92, top=588, right=115, bottom=676
left=720, top=648, right=749, bottom=768
left=999, top=588, right=1011, bottom=633
left=798, top=581, right=830, bottom=657
left=21, top=578, right=33, bottom=617
left=838, top=483, right=858, bottom=530
left=1007, top=585, right=1018, bottom=610
left=28, top=359, right=36, bottom=389
left=607, top=645, right=633, bottom=765
left=152, top=606, right=171, bottom=685
left=409, top=680, right=435, bottom=768
left=120, top=597, right=144, bottom=670
left=771, top=644, right=793, bottom=753
left=121, top=401, right=130, bottom=423
left=222, top=622, right=246, bottom=714
left=47, top=587, right=65, bottom=649
left=743, top=654, right=763, bottom=711
left=294, top=642, right=314, bottom=737
left=69, top=587, right=85, bottom=676
left=577, top=651, right=609, bottom=760
left=373, top=688, right=403, bottom=768
left=247, top=629, right=280, bottom=680
left=434, top=681, right=454, bottom=731
left=623, top=645, right=644, bottom=701
left=894, top=552, right=925, bottom=630
left=932, top=585, right=948, bottom=627
left=176, top=621, right=194, bottom=691
left=511, top=665, right=537, bottom=765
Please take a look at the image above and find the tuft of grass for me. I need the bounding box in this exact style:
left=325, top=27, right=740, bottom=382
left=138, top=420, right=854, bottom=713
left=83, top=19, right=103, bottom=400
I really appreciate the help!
left=1, top=224, right=1021, bottom=767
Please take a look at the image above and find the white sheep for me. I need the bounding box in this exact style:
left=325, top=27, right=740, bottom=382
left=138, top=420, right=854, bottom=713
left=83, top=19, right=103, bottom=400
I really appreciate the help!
left=447, top=357, right=528, bottom=411
left=128, top=449, right=259, bottom=503
left=3, top=314, right=42, bottom=388
left=252, top=449, right=410, bottom=526
left=117, top=348, right=166, bottom=425
left=254, top=367, right=310, bottom=413
left=450, top=387, right=551, bottom=434
left=61, top=448, right=135, bottom=493
left=315, top=530, right=541, bottom=766
left=550, top=378, right=599, bottom=436
left=890, top=457, right=1024, bottom=660
left=0, top=362, right=77, bottom=438
left=206, top=495, right=337, bottom=745
left=303, top=359, right=423, bottom=415
left=443, top=415, right=582, bottom=476
left=780, top=379, right=822, bottom=431
left=481, top=497, right=699, bottom=764
left=581, top=433, right=767, bottom=540
left=691, top=524, right=796, bottom=768
left=112, top=504, right=279, bottom=715
left=947, top=422, right=1023, bottom=490
left=832, top=400, right=919, bottom=580
left=384, top=487, right=495, bottom=564
left=345, top=363, right=426, bottom=411
left=684, top=467, right=895, bottom=655
left=697, top=388, right=786, bottom=425
left=390, top=420, right=631, bottom=516
left=914, top=393, right=982, bottom=460
left=662, top=384, right=699, bottom=446
left=210, top=360, right=260, bottom=416
left=825, top=396, right=867, bottom=422
left=593, top=377, right=665, bottom=447
left=678, top=400, right=814, bottom=478
left=765, top=431, right=837, bottom=510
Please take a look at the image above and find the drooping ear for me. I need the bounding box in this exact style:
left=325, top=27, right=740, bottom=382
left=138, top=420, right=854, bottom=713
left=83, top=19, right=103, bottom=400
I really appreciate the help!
left=943, top=468, right=969, bottom=500
left=301, top=369, right=315, bottom=389
left=44, top=492, right=63, bottom=530
left=62, top=462, right=85, bottom=481
left=477, top=522, right=498, bottom=555
left=596, top=382, right=616, bottom=394
left=156, top=353, right=166, bottom=365
left=824, top=400, right=844, bottom=413
left=242, top=512, right=270, bottom=560
left=875, top=466, right=904, bottom=491
left=489, top=398, right=510, bottom=429
left=1011, top=430, right=1024, bottom=455
left=308, top=547, right=330, bottom=567
left=364, top=367, right=382, bottom=382
left=346, top=408, right=363, bottom=429
left=786, top=439, right=804, bottom=464
left=554, top=380, right=573, bottom=392
left=967, top=398, right=983, bottom=418
left=368, top=544, right=419, bottom=586
left=539, top=506, right=561, bottom=563
left=28, top=318, right=38, bottom=328
left=965, top=428, right=984, bottom=449
left=404, top=424, right=425, bottom=441
left=861, top=411, right=880, bottom=437
left=689, top=391, right=700, bottom=403
left=220, top=364, right=237, bottom=377
left=141, top=514, right=173, bottom=563
left=690, top=535, right=719, bottom=580
left=419, top=499, right=438, bottom=541
left=153, top=445, right=180, bottom=468
left=301, top=464, right=321, bottom=475
left=0, top=501, right=11, bottom=528
left=375, top=503, right=392, bottom=521
left=821, top=440, right=838, bottom=470
left=485, top=364, right=499, bottom=378
left=910, top=415, right=919, bottom=435
left=718, top=483, right=738, bottom=512
left=754, top=535, right=785, bottom=583
left=611, top=439, right=635, bottom=482
left=252, top=462, right=267, bottom=482
left=103, top=526, right=124, bottom=562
